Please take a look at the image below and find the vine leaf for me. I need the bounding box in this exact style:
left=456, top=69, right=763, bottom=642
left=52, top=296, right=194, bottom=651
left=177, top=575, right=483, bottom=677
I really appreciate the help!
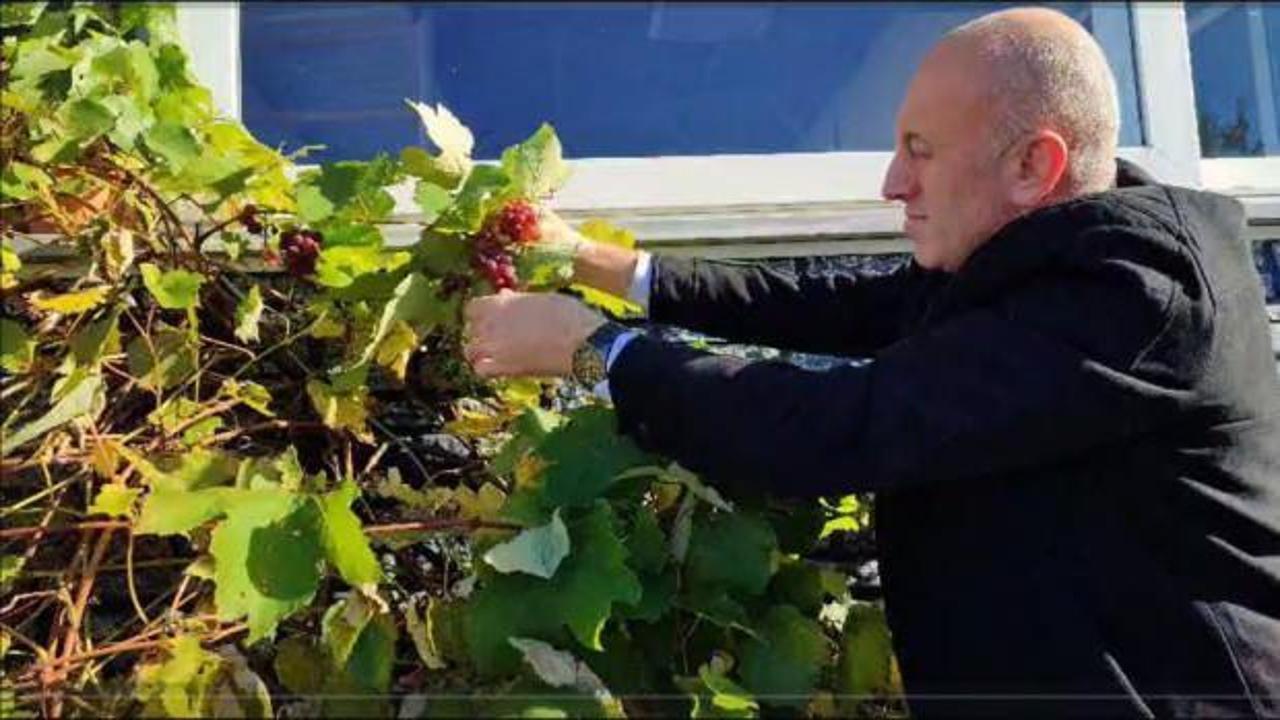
left=210, top=490, right=323, bottom=642
left=1, top=370, right=102, bottom=456
left=136, top=487, right=234, bottom=537
left=534, top=405, right=652, bottom=510
left=405, top=100, right=474, bottom=177
left=835, top=601, right=901, bottom=707
left=738, top=604, right=832, bottom=708
left=140, top=263, right=205, bottom=309
left=233, top=284, right=263, bottom=344
left=134, top=635, right=273, bottom=719
left=29, top=285, right=110, bottom=315
left=573, top=219, right=643, bottom=317
left=684, top=510, right=779, bottom=599
left=509, top=637, right=619, bottom=707
left=317, top=479, right=382, bottom=591
left=0, top=318, right=35, bottom=373
left=482, top=508, right=570, bottom=579
left=500, top=123, right=570, bottom=200
left=306, top=376, right=372, bottom=442
left=466, top=502, right=641, bottom=676
left=88, top=484, right=140, bottom=518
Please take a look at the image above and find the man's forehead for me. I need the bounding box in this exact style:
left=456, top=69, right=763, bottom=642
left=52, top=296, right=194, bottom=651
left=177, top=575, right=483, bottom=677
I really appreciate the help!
left=897, top=42, right=990, bottom=134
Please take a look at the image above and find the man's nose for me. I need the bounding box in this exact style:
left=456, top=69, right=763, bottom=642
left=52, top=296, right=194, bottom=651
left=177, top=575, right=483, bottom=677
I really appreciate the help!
left=881, top=152, right=916, bottom=202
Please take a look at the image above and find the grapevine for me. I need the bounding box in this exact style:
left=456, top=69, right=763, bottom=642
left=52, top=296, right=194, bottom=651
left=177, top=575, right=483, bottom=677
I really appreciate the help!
left=0, top=3, right=902, bottom=718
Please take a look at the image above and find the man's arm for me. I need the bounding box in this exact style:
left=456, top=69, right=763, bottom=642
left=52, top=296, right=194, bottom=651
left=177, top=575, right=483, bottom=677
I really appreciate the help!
left=571, top=236, right=941, bottom=357
left=606, top=254, right=1196, bottom=497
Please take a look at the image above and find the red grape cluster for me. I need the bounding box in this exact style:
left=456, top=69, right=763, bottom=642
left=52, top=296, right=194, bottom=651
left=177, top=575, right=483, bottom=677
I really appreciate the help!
left=278, top=228, right=323, bottom=278
left=469, top=200, right=541, bottom=290
left=239, top=204, right=265, bottom=235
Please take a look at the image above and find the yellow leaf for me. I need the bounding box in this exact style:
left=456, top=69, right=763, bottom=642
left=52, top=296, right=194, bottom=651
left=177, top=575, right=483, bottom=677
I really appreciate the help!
left=30, top=286, right=111, bottom=315
left=513, top=454, right=547, bottom=491
left=573, top=218, right=642, bottom=317
left=309, top=313, right=346, bottom=339
left=373, top=320, right=418, bottom=382
left=306, top=379, right=372, bottom=442
left=99, top=229, right=135, bottom=280
left=495, top=378, right=543, bottom=410
left=454, top=482, right=506, bottom=523
left=89, top=438, right=121, bottom=480
left=444, top=406, right=508, bottom=438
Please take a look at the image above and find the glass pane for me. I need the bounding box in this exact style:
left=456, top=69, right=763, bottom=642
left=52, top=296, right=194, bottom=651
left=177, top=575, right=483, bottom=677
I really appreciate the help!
left=1187, top=2, right=1280, bottom=157
left=241, top=1, right=1145, bottom=162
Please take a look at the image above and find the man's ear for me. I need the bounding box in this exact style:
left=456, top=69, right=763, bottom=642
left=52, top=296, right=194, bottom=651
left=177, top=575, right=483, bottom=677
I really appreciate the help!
left=1007, top=130, right=1069, bottom=207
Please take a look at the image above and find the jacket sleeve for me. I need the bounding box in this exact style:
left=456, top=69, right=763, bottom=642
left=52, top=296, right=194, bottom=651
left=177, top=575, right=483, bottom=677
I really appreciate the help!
left=647, top=255, right=942, bottom=357
left=610, top=253, right=1201, bottom=498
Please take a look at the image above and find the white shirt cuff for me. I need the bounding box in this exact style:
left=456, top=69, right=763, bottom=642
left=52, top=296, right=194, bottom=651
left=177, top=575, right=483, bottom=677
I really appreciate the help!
left=628, top=250, right=653, bottom=314
left=591, top=330, right=640, bottom=403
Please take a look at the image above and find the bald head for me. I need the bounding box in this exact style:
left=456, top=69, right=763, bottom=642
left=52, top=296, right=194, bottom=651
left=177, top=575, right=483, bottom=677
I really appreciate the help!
left=938, top=7, right=1121, bottom=196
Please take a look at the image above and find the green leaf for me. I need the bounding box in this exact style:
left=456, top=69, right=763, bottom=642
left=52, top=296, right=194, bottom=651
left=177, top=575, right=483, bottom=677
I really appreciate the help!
left=273, top=636, right=326, bottom=696
left=210, top=490, right=323, bottom=642
left=433, top=164, right=512, bottom=234
left=1, top=161, right=53, bottom=201
left=321, top=593, right=377, bottom=668
left=220, top=379, right=274, bottom=417
left=135, top=487, right=235, bottom=536
left=680, top=657, right=760, bottom=718
left=768, top=560, right=828, bottom=616
left=515, top=243, right=576, bottom=289
left=625, top=506, right=668, bottom=575
left=483, top=508, right=571, bottom=579
left=135, top=448, right=241, bottom=493
left=313, top=245, right=411, bottom=289
left=416, top=233, right=470, bottom=276
left=533, top=406, right=652, bottom=509
left=836, top=602, right=899, bottom=704
left=139, top=263, right=205, bottom=310
left=295, top=184, right=334, bottom=223
left=306, top=376, right=371, bottom=441
left=143, top=122, right=200, bottom=172
left=317, top=479, right=382, bottom=589
left=0, top=319, right=36, bottom=374
left=401, top=146, right=463, bottom=189
left=1, top=371, right=102, bottom=456
left=739, top=605, right=831, bottom=708
left=353, top=272, right=457, bottom=369
left=233, top=285, right=263, bottom=344
left=1, top=2, right=48, bottom=28
left=508, top=637, right=619, bottom=712
left=501, top=123, right=571, bottom=200
left=135, top=636, right=273, bottom=718
left=466, top=502, right=642, bottom=676
left=413, top=180, right=453, bottom=224
left=684, top=511, right=779, bottom=599
left=126, top=326, right=197, bottom=391
left=88, top=484, right=140, bottom=518
left=60, top=97, right=114, bottom=140
left=0, top=555, right=26, bottom=594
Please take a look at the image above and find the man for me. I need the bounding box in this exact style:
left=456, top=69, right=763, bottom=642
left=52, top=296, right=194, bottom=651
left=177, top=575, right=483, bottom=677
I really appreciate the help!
left=463, top=7, right=1280, bottom=717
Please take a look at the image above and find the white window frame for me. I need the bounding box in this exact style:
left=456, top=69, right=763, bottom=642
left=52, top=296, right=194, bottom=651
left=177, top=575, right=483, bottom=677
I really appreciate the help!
left=178, top=1, right=1275, bottom=255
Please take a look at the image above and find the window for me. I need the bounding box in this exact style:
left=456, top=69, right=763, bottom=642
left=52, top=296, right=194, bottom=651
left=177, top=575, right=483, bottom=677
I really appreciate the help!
left=238, top=2, right=1144, bottom=162
left=1186, top=2, right=1280, bottom=192
left=175, top=2, right=1219, bottom=245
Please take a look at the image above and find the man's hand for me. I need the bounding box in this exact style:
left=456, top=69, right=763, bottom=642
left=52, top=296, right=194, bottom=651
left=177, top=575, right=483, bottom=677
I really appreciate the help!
left=463, top=290, right=605, bottom=378
left=536, top=207, right=639, bottom=299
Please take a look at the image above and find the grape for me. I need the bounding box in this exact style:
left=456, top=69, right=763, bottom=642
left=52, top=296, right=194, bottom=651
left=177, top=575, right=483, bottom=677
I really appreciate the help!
left=239, top=204, right=265, bottom=235
left=496, top=200, right=540, bottom=245
left=279, top=228, right=322, bottom=278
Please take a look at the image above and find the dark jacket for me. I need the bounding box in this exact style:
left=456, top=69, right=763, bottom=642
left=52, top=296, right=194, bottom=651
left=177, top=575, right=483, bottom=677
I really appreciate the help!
left=608, top=162, right=1280, bottom=717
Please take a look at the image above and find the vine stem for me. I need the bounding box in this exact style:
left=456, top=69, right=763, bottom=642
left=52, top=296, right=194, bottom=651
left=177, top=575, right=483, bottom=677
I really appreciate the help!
left=23, top=622, right=249, bottom=684
left=1, top=516, right=518, bottom=541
